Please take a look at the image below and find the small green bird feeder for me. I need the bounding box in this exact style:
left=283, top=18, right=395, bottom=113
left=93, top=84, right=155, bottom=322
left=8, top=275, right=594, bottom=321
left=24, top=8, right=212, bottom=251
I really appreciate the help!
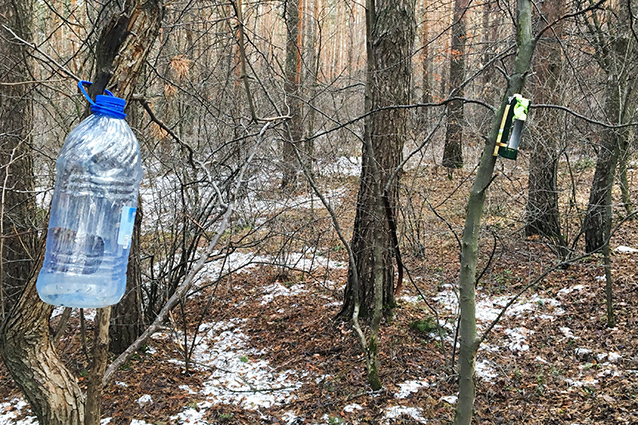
left=493, top=94, right=530, bottom=160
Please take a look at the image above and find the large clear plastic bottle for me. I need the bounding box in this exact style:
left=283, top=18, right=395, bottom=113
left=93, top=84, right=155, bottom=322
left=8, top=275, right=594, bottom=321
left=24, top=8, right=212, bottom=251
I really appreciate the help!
left=36, top=81, right=143, bottom=308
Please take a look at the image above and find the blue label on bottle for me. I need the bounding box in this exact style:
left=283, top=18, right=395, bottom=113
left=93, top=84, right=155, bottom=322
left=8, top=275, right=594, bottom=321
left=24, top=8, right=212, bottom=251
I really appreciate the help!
left=117, top=206, right=136, bottom=249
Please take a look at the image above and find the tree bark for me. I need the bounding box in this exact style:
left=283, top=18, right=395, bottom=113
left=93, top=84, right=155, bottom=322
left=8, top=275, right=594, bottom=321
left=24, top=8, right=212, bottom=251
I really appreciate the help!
left=525, top=0, right=566, bottom=249
left=583, top=1, right=637, bottom=252
left=85, top=307, right=112, bottom=425
left=420, top=0, right=431, bottom=124
left=281, top=0, right=304, bottom=189
left=583, top=79, right=622, bottom=252
left=0, top=250, right=85, bottom=424
left=110, top=199, right=144, bottom=354
left=455, top=1, right=535, bottom=423
left=0, top=0, right=38, bottom=319
left=0, top=1, right=163, bottom=423
left=340, top=0, right=416, bottom=319
left=442, top=0, right=469, bottom=170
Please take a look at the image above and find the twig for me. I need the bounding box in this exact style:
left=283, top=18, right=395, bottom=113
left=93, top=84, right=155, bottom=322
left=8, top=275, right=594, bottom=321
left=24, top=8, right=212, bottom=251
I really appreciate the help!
left=1, top=25, right=80, bottom=81
left=532, top=103, right=638, bottom=128
left=477, top=211, right=638, bottom=348
left=134, top=97, right=196, bottom=169
left=103, top=122, right=272, bottom=385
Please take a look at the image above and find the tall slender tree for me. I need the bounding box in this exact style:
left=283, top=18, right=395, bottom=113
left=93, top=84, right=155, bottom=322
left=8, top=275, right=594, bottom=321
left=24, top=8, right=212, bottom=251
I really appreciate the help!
left=0, top=0, right=38, bottom=319
left=281, top=0, right=304, bottom=189
left=455, top=0, right=535, bottom=423
left=582, top=0, right=638, bottom=252
left=420, top=0, right=432, bottom=123
left=525, top=0, right=566, bottom=249
left=442, top=0, right=469, bottom=171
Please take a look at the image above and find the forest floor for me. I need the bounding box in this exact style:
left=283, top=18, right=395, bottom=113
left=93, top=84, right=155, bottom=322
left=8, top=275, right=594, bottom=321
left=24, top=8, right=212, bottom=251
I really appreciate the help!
left=1, top=161, right=638, bottom=424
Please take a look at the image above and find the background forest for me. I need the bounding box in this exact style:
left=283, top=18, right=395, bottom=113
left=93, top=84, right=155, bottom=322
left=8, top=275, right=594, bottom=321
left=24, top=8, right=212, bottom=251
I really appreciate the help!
left=0, top=0, right=637, bottom=424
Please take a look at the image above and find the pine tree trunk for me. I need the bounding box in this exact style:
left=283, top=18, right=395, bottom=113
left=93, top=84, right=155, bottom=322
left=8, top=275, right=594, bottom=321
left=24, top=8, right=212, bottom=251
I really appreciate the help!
left=525, top=0, right=565, bottom=248
left=281, top=0, right=304, bottom=189
left=0, top=0, right=38, bottom=319
left=340, top=0, right=415, bottom=319
left=442, top=0, right=469, bottom=170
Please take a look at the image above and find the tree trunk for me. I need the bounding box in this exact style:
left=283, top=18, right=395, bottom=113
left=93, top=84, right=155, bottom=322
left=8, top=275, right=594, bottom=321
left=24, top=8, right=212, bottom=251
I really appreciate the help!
left=583, top=2, right=636, bottom=253
left=617, top=136, right=633, bottom=217
left=0, top=3, right=85, bottom=423
left=85, top=307, right=112, bottom=425
left=525, top=0, right=565, bottom=249
left=340, top=0, right=415, bottom=319
left=442, top=0, right=469, bottom=170
left=583, top=80, right=621, bottom=252
left=420, top=0, right=431, bottom=123
left=0, top=1, right=163, bottom=423
left=0, top=250, right=86, bottom=424
left=304, top=0, right=320, bottom=161
left=455, top=1, right=535, bottom=423
left=281, top=0, right=304, bottom=189
left=110, top=198, right=144, bottom=354
left=0, top=0, right=38, bottom=319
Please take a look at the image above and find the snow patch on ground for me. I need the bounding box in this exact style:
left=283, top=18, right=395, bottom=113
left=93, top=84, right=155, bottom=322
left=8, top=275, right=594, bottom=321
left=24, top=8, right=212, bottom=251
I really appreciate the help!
left=615, top=245, right=638, bottom=253
left=395, top=379, right=430, bottom=398
left=169, top=318, right=307, bottom=419
left=197, top=250, right=345, bottom=287
left=325, top=156, right=361, bottom=177
left=560, top=327, right=578, bottom=339
left=440, top=395, right=458, bottom=404
left=384, top=406, right=428, bottom=423
left=0, top=399, right=36, bottom=425
left=558, top=285, right=585, bottom=297
left=505, top=327, right=535, bottom=353
left=435, top=284, right=567, bottom=327
left=475, top=359, right=499, bottom=382
left=169, top=401, right=212, bottom=424
left=198, top=251, right=270, bottom=282
left=565, top=376, right=599, bottom=388
left=343, top=403, right=363, bottom=412
left=260, top=282, right=308, bottom=305
left=137, top=394, right=153, bottom=408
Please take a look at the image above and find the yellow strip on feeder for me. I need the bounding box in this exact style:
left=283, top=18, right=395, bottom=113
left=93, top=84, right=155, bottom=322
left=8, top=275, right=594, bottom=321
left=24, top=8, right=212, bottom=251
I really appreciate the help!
left=493, top=94, right=530, bottom=160
left=493, top=103, right=512, bottom=157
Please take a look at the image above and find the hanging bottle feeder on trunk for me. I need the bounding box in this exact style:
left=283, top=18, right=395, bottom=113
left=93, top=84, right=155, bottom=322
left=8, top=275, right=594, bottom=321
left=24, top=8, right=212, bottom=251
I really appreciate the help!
left=493, top=94, right=530, bottom=160
left=36, top=81, right=143, bottom=308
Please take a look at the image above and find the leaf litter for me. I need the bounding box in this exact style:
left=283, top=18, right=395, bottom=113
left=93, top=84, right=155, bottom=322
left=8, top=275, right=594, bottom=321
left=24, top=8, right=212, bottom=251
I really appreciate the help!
left=1, top=170, right=638, bottom=424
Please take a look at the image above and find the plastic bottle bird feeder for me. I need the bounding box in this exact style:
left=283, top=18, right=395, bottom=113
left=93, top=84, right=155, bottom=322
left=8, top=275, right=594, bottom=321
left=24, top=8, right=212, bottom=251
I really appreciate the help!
left=36, top=81, right=142, bottom=308
left=493, top=94, right=530, bottom=160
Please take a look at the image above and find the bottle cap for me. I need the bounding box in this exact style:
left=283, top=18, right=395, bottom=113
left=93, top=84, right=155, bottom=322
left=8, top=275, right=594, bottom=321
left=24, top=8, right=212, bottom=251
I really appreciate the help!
left=78, top=80, right=127, bottom=119
left=92, top=94, right=127, bottom=119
